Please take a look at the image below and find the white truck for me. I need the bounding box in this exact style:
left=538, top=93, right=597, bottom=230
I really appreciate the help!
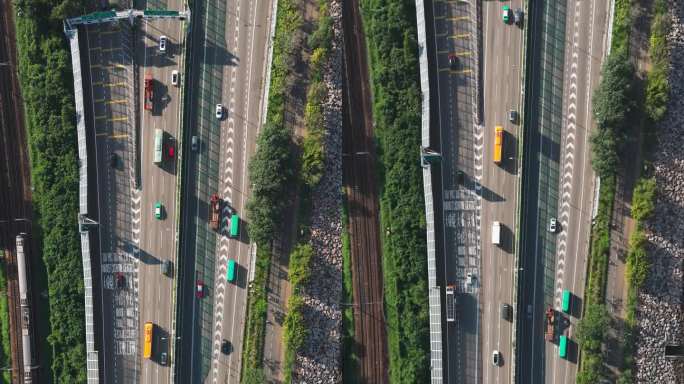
left=492, top=221, right=501, bottom=245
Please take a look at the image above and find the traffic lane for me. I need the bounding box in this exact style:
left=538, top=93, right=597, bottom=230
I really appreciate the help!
left=215, top=0, right=269, bottom=378
left=481, top=1, right=523, bottom=382
left=552, top=0, right=609, bottom=382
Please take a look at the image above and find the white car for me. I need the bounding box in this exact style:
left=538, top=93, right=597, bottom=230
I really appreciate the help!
left=215, top=104, right=223, bottom=119
left=492, top=350, right=501, bottom=366
left=466, top=272, right=474, bottom=286
left=171, top=70, right=179, bottom=86
left=548, top=217, right=558, bottom=233
left=159, top=35, right=167, bottom=53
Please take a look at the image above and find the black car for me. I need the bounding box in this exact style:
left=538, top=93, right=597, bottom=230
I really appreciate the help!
left=160, top=352, right=168, bottom=366
left=448, top=54, right=458, bottom=70
left=110, top=153, right=118, bottom=168
left=221, top=339, right=232, bottom=355
left=514, top=8, right=524, bottom=26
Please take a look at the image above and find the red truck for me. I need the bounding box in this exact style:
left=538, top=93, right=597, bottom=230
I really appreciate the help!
left=545, top=306, right=555, bottom=341
left=210, top=194, right=221, bottom=230
left=144, top=72, right=154, bottom=111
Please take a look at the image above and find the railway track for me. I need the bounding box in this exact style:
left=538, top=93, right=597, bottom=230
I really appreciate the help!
left=0, top=0, right=33, bottom=380
left=341, top=0, right=389, bottom=381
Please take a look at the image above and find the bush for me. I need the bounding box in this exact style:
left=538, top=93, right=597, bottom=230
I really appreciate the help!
left=15, top=1, right=91, bottom=381
left=246, top=121, right=295, bottom=246
left=360, top=0, right=429, bottom=381
left=645, top=0, right=671, bottom=122
left=631, top=177, right=656, bottom=221
left=611, top=0, right=631, bottom=53
left=590, top=51, right=634, bottom=177
left=0, top=257, right=10, bottom=384
left=576, top=304, right=609, bottom=352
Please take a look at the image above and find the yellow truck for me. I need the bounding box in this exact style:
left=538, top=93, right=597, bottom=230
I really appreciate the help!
left=494, top=125, right=504, bottom=164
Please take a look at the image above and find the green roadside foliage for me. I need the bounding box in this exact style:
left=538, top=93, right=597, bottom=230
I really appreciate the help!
left=14, top=0, right=92, bottom=381
left=359, top=0, right=429, bottom=381
left=0, top=253, right=10, bottom=384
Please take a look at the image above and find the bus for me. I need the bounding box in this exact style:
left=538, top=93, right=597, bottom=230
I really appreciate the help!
left=227, top=259, right=236, bottom=282
left=493, top=125, right=504, bottom=164
left=143, top=322, right=154, bottom=359
left=559, top=335, right=568, bottom=358
left=153, top=129, right=163, bottom=164
left=445, top=285, right=455, bottom=322
left=561, top=289, right=571, bottom=313
left=230, top=214, right=239, bottom=238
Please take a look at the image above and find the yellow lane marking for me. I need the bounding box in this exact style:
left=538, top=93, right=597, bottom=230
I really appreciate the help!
left=94, top=98, right=105, bottom=103
left=109, top=117, right=128, bottom=122
left=95, top=116, right=107, bottom=121
left=103, top=82, right=126, bottom=88
left=453, top=51, right=472, bottom=57
left=106, top=99, right=127, bottom=105
left=102, top=48, right=121, bottom=53
left=447, top=16, right=469, bottom=21
left=450, top=33, right=471, bottom=39
left=110, top=133, right=128, bottom=139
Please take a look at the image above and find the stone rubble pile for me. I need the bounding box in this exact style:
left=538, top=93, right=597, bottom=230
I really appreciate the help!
left=636, top=4, right=684, bottom=382
left=293, top=1, right=344, bottom=382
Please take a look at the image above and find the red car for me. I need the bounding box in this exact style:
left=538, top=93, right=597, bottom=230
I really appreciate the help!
left=196, top=280, right=205, bottom=298
left=116, top=272, right=125, bottom=289
left=167, top=143, right=175, bottom=158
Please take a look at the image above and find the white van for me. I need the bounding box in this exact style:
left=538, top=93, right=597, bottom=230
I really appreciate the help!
left=492, top=221, right=501, bottom=245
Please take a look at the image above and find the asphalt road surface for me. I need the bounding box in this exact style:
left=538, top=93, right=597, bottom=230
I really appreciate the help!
left=546, top=1, right=610, bottom=383
left=517, top=0, right=610, bottom=383
left=427, top=0, right=481, bottom=382
left=175, top=0, right=271, bottom=382
left=85, top=3, right=185, bottom=382
left=136, top=10, right=184, bottom=384
left=479, top=1, right=524, bottom=384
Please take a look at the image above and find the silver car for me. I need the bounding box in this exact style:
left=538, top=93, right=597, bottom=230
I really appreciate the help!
left=216, top=104, right=224, bottom=119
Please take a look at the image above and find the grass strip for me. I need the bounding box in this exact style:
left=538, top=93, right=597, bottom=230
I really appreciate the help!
left=0, top=252, right=10, bottom=384
left=340, top=198, right=359, bottom=383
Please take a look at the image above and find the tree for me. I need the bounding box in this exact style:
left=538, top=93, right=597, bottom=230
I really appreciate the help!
left=592, top=50, right=634, bottom=134
left=576, top=304, right=609, bottom=352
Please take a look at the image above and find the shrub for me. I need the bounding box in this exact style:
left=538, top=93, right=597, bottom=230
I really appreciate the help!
left=631, top=177, right=656, bottom=221
left=360, top=0, right=429, bottom=381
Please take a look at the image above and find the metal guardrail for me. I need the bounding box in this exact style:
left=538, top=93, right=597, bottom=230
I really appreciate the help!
left=414, top=0, right=444, bottom=383
left=65, top=27, right=100, bottom=384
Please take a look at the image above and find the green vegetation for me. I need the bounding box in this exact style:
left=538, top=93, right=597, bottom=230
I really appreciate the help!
left=243, top=0, right=332, bottom=378
left=241, top=248, right=269, bottom=380
left=645, top=0, right=671, bottom=122
left=0, top=253, right=10, bottom=384
left=341, top=200, right=359, bottom=383
left=360, top=0, right=429, bottom=381
left=618, top=177, right=656, bottom=382
left=583, top=0, right=670, bottom=381
left=14, top=0, right=92, bottom=381
left=283, top=244, right=314, bottom=382
left=611, top=0, right=631, bottom=54
left=590, top=51, right=635, bottom=178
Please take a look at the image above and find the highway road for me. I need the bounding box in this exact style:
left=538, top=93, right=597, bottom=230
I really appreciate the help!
left=136, top=7, right=185, bottom=384
left=175, top=0, right=271, bottom=382
left=84, top=4, right=186, bottom=383
left=517, top=0, right=610, bottom=383
left=427, top=0, right=481, bottom=382
left=479, top=2, right=524, bottom=384
left=546, top=1, right=610, bottom=384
